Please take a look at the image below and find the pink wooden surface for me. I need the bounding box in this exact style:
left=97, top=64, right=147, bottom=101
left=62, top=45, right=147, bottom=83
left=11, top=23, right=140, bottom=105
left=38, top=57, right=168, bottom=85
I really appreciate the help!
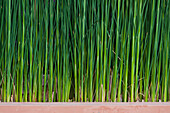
left=0, top=102, right=170, bottom=113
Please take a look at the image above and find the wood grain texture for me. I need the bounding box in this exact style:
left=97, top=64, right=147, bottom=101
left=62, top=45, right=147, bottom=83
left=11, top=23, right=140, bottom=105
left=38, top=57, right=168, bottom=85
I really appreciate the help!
left=0, top=103, right=170, bottom=113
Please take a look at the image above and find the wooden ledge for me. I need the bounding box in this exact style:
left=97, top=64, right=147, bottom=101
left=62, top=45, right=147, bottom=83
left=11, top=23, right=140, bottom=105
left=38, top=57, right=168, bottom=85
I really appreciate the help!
left=0, top=102, right=170, bottom=113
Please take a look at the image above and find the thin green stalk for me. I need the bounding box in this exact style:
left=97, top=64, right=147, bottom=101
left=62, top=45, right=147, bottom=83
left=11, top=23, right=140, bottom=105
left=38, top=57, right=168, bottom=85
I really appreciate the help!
left=118, top=22, right=126, bottom=102
left=145, top=0, right=155, bottom=102
left=65, top=14, right=70, bottom=101
left=24, top=46, right=28, bottom=102
left=124, top=0, right=131, bottom=102
left=85, top=41, right=90, bottom=102
left=131, top=0, right=137, bottom=102
left=112, top=0, right=120, bottom=102
left=78, top=0, right=81, bottom=102
left=38, top=41, right=42, bottom=102
left=103, top=0, right=108, bottom=102
left=56, top=0, right=60, bottom=102
left=3, top=0, right=8, bottom=102
left=164, top=19, right=169, bottom=102
left=49, top=0, right=53, bottom=102
left=19, top=0, right=25, bottom=102
left=74, top=0, right=77, bottom=102
left=139, top=0, right=148, bottom=101
left=99, top=0, right=104, bottom=102
left=7, top=0, right=11, bottom=102
left=107, top=15, right=113, bottom=102
left=44, top=0, right=48, bottom=102
left=161, top=0, right=166, bottom=101
left=29, top=0, right=33, bottom=102
left=117, top=0, right=125, bottom=102
left=32, top=0, right=39, bottom=102
left=89, top=0, right=94, bottom=102
left=164, top=0, right=170, bottom=101
left=151, top=0, right=160, bottom=102
left=96, top=0, right=100, bottom=102
left=16, top=0, right=22, bottom=102
left=62, top=6, right=67, bottom=102
left=38, top=0, right=43, bottom=102
left=139, top=30, right=144, bottom=101
left=156, top=37, right=162, bottom=101
left=135, top=0, right=142, bottom=101
left=81, top=0, right=86, bottom=102
left=62, top=28, right=66, bottom=102
left=107, top=37, right=112, bottom=102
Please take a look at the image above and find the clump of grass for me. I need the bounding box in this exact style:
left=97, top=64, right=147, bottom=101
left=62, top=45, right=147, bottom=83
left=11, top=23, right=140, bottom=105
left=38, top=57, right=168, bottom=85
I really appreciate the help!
left=0, top=0, right=169, bottom=102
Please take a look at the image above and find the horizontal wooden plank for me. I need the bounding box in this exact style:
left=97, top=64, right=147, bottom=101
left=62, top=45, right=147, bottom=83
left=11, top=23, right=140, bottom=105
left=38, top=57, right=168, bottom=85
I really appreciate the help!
left=0, top=102, right=170, bottom=113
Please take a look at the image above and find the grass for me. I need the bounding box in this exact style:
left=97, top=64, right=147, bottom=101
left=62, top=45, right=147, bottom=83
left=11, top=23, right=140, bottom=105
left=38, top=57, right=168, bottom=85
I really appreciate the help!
left=0, top=0, right=169, bottom=102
